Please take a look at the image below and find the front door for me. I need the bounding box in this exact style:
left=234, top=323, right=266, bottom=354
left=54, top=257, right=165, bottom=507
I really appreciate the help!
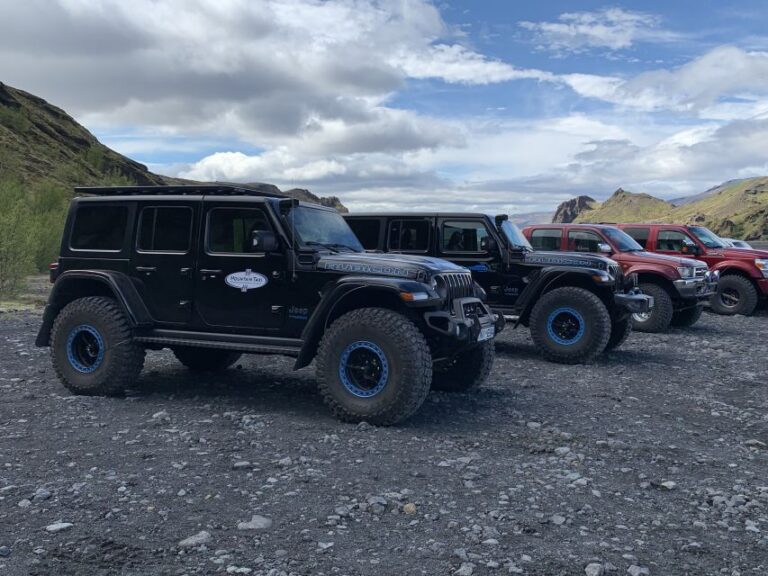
left=438, top=218, right=507, bottom=305
left=194, top=202, right=288, bottom=334
left=653, top=229, right=700, bottom=261
left=131, top=203, right=197, bottom=324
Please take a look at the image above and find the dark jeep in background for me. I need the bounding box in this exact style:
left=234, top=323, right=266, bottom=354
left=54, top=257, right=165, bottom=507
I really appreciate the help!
left=616, top=223, right=768, bottom=316
left=37, top=185, right=504, bottom=425
left=345, top=213, right=653, bottom=364
left=522, top=224, right=718, bottom=332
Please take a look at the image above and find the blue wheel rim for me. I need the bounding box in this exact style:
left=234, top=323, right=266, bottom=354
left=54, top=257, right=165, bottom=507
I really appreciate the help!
left=66, top=324, right=105, bottom=373
left=338, top=341, right=389, bottom=398
left=546, top=307, right=585, bottom=346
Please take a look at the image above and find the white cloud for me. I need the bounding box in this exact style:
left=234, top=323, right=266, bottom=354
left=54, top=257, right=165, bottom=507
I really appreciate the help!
left=520, top=7, right=680, bottom=55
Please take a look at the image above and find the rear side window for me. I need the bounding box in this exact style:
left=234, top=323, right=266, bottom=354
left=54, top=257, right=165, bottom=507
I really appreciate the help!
left=529, top=229, right=562, bottom=251
left=138, top=207, right=193, bottom=252
left=442, top=220, right=489, bottom=252
left=656, top=229, right=691, bottom=252
left=388, top=220, right=430, bottom=252
left=70, top=205, right=128, bottom=251
left=568, top=230, right=602, bottom=252
left=623, top=227, right=649, bottom=248
left=207, top=208, right=272, bottom=254
left=347, top=218, right=381, bottom=250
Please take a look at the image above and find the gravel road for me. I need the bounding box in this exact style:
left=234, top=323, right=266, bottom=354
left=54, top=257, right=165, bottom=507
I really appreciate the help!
left=1, top=308, right=767, bottom=576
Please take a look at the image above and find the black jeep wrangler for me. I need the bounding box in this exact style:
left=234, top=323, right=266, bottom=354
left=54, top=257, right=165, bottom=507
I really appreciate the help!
left=345, top=213, right=653, bottom=364
left=37, top=185, right=504, bottom=425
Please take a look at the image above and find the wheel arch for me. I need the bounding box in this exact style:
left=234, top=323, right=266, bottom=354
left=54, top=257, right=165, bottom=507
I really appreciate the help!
left=294, top=281, right=414, bottom=370
left=517, top=269, right=614, bottom=326
left=36, top=271, right=152, bottom=347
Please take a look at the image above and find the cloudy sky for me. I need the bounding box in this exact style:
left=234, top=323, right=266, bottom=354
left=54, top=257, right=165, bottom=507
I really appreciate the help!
left=3, top=0, right=768, bottom=214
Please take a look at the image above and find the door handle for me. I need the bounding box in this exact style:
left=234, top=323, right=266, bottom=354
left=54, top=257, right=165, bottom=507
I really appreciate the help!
left=200, top=269, right=223, bottom=279
left=180, top=267, right=192, bottom=276
left=135, top=266, right=156, bottom=274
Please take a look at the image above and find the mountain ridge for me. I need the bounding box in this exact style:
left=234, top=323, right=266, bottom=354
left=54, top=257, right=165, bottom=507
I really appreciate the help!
left=552, top=180, right=768, bottom=240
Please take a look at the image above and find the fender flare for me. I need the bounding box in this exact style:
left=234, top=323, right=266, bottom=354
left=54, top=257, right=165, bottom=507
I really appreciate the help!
left=514, top=266, right=611, bottom=324
left=711, top=261, right=762, bottom=280
left=294, top=276, right=427, bottom=369
left=35, top=270, right=152, bottom=347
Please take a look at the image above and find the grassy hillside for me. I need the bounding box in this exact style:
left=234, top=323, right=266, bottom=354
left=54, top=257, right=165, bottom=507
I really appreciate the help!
left=572, top=180, right=768, bottom=240
left=0, top=81, right=347, bottom=296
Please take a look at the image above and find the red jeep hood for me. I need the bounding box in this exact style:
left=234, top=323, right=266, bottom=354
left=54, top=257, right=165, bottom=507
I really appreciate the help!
left=622, top=251, right=704, bottom=267
left=712, top=247, right=768, bottom=260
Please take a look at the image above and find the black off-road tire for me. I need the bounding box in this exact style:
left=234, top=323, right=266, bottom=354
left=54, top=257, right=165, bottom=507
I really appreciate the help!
left=605, top=317, right=632, bottom=351
left=631, top=283, right=673, bottom=333
left=671, top=305, right=703, bottom=328
left=710, top=275, right=759, bottom=316
left=316, top=307, right=432, bottom=425
left=50, top=297, right=145, bottom=396
left=172, top=347, right=242, bottom=372
left=529, top=287, right=611, bottom=364
left=432, top=341, right=494, bottom=392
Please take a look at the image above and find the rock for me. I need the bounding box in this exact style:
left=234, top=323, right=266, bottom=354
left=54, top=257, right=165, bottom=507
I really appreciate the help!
left=0, top=546, right=10, bottom=558
left=178, top=530, right=212, bottom=548
left=277, top=457, right=292, bottom=467
left=18, top=499, right=31, bottom=508
left=526, top=421, right=542, bottom=430
left=34, top=488, right=52, bottom=501
left=403, top=503, right=417, bottom=515
left=585, top=563, right=604, bottom=576
left=660, top=481, right=677, bottom=490
left=152, top=410, right=169, bottom=420
left=551, top=514, right=566, bottom=525
left=455, top=562, right=475, bottom=576
left=45, top=522, right=73, bottom=533
left=237, top=515, right=273, bottom=530
left=226, top=567, right=252, bottom=574
left=555, top=447, right=571, bottom=456
left=627, top=566, right=649, bottom=576
left=481, top=538, right=499, bottom=545
left=317, top=541, right=334, bottom=551
left=745, top=439, right=766, bottom=449
left=232, top=461, right=251, bottom=470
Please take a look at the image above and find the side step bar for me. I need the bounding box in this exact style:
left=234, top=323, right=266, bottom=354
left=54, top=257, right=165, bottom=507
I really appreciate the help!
left=134, top=330, right=303, bottom=357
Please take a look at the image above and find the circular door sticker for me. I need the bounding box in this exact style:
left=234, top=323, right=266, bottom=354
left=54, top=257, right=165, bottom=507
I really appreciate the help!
left=225, top=269, right=268, bottom=292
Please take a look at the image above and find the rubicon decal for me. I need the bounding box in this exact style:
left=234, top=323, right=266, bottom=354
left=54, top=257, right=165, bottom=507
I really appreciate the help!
left=225, top=269, right=268, bottom=292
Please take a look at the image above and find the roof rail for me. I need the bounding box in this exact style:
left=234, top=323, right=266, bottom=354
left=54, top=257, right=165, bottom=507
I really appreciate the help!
left=74, top=184, right=288, bottom=198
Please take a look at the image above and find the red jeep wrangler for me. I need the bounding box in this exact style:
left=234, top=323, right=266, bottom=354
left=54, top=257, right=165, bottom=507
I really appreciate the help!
left=616, top=224, right=768, bottom=316
left=522, top=224, right=718, bottom=332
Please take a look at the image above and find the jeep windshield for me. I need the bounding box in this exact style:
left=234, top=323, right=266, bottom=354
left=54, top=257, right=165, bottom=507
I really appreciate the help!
left=602, top=227, right=643, bottom=252
left=500, top=220, right=533, bottom=251
left=286, top=206, right=363, bottom=252
left=689, top=226, right=726, bottom=249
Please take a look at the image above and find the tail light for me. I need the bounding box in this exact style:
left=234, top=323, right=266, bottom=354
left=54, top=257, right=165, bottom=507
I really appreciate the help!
left=48, top=262, right=59, bottom=284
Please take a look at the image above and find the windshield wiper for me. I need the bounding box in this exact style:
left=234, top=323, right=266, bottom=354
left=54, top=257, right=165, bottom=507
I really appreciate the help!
left=305, top=241, right=340, bottom=253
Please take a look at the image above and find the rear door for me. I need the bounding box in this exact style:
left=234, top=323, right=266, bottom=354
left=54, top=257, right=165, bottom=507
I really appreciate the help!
left=131, top=202, right=197, bottom=325
left=194, top=201, right=289, bottom=333
left=386, top=217, right=434, bottom=255
left=346, top=217, right=385, bottom=251
left=528, top=228, right=564, bottom=251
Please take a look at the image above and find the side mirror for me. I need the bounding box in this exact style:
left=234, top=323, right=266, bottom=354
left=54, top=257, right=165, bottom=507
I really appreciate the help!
left=681, top=243, right=700, bottom=255
left=250, top=230, right=278, bottom=252
left=481, top=236, right=497, bottom=253
left=597, top=242, right=612, bottom=254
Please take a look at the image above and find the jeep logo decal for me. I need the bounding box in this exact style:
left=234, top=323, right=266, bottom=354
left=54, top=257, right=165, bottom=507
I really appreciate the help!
left=225, top=269, right=268, bottom=292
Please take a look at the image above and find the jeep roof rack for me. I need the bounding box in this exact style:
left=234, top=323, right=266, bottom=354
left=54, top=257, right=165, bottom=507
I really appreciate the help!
left=74, top=184, right=288, bottom=198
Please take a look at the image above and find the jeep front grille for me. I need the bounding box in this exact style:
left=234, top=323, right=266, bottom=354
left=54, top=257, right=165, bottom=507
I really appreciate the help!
left=438, top=272, right=474, bottom=301
left=608, top=264, right=625, bottom=288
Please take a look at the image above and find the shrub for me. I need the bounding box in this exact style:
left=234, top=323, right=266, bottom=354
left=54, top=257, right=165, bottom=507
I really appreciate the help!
left=0, top=179, right=35, bottom=296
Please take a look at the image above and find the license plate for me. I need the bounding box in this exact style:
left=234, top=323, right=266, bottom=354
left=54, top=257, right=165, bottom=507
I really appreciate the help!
left=477, top=326, right=495, bottom=342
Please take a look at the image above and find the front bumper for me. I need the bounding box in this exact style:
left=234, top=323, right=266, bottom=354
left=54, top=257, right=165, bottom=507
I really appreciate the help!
left=614, top=290, right=654, bottom=314
left=673, top=270, right=719, bottom=301
left=423, top=297, right=505, bottom=344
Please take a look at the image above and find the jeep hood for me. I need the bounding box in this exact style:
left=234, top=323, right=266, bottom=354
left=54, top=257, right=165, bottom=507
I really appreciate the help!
left=524, top=251, right=616, bottom=270
left=629, top=251, right=707, bottom=267
left=317, top=252, right=467, bottom=280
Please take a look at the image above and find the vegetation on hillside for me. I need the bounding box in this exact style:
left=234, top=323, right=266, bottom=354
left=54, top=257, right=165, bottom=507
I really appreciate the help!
left=567, top=179, right=768, bottom=240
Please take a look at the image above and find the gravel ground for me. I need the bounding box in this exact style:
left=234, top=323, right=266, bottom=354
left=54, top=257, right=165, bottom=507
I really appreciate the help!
left=1, top=308, right=767, bottom=576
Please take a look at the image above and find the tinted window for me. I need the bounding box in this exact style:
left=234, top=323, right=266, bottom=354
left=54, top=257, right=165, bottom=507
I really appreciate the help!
left=623, top=227, right=650, bottom=248
left=389, top=220, right=430, bottom=252
left=568, top=230, right=603, bottom=252
left=602, top=227, right=643, bottom=252
left=70, top=205, right=128, bottom=251
left=656, top=230, right=692, bottom=252
left=138, top=207, right=193, bottom=252
left=347, top=218, right=381, bottom=250
left=689, top=226, right=726, bottom=248
left=442, top=220, right=489, bottom=252
left=207, top=208, right=272, bottom=254
left=529, top=229, right=562, bottom=251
